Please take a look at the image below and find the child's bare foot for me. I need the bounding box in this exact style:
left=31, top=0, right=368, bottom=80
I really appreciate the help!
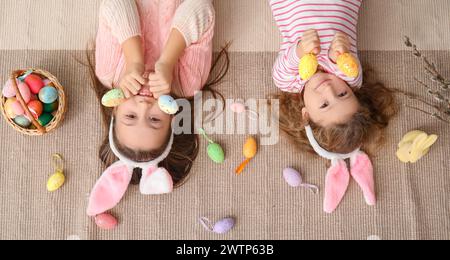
left=329, top=32, right=351, bottom=63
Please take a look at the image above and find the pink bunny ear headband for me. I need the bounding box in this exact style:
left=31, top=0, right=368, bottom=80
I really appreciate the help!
left=305, top=125, right=376, bottom=213
left=87, top=118, right=174, bottom=216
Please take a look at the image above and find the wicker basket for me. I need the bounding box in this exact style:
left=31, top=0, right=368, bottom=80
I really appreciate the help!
left=0, top=69, right=67, bottom=136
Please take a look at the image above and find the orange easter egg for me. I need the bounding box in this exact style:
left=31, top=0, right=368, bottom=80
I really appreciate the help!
left=243, top=137, right=257, bottom=159
left=337, top=53, right=359, bottom=78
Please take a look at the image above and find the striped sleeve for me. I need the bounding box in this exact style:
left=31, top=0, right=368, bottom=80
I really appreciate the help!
left=272, top=42, right=307, bottom=93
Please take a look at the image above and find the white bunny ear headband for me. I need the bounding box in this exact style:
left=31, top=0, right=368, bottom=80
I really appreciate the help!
left=305, top=125, right=376, bottom=213
left=87, top=117, right=174, bottom=216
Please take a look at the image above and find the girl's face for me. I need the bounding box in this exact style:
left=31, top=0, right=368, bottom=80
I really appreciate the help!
left=114, top=95, right=172, bottom=151
left=303, top=72, right=360, bottom=127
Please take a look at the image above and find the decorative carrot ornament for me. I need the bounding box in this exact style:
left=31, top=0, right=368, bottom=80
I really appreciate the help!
left=235, top=137, right=258, bottom=175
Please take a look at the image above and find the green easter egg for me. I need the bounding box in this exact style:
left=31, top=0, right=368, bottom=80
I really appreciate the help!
left=43, top=101, right=59, bottom=113
left=37, top=113, right=54, bottom=126
left=207, top=143, right=225, bottom=164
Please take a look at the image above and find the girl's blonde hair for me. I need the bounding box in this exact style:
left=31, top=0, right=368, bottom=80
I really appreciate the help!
left=273, top=70, right=398, bottom=158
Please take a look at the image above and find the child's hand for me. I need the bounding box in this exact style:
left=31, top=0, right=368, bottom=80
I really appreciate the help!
left=329, top=32, right=351, bottom=63
left=120, top=63, right=147, bottom=98
left=297, top=29, right=321, bottom=58
left=148, top=61, right=173, bottom=99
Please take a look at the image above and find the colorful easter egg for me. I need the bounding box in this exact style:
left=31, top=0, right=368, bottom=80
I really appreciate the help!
left=299, top=54, right=318, bottom=80
left=283, top=168, right=303, bottom=187
left=95, top=213, right=118, bottom=230
left=199, top=217, right=235, bottom=234
left=37, top=113, right=54, bottom=126
left=2, top=79, right=19, bottom=98
left=24, top=74, right=44, bottom=94
left=11, top=100, right=24, bottom=116
left=4, top=98, right=18, bottom=119
left=42, top=79, right=54, bottom=86
left=43, top=101, right=59, bottom=113
left=38, top=86, right=58, bottom=104
left=17, top=82, right=32, bottom=103
left=207, top=143, right=225, bottom=164
left=47, top=170, right=65, bottom=192
left=13, top=116, right=31, bottom=128
left=28, top=100, right=43, bottom=119
left=158, top=95, right=179, bottom=115
left=337, top=53, right=359, bottom=78
left=230, top=102, right=246, bottom=114
left=101, top=88, right=126, bottom=107
left=243, top=137, right=257, bottom=159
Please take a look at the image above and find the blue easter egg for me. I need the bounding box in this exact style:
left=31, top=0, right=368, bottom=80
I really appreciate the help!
left=38, top=86, right=58, bottom=104
left=158, top=95, right=179, bottom=115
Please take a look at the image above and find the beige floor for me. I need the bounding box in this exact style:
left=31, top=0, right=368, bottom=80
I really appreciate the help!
left=0, top=0, right=449, bottom=240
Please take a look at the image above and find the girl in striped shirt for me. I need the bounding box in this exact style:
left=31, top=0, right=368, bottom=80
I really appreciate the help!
left=272, top=0, right=396, bottom=159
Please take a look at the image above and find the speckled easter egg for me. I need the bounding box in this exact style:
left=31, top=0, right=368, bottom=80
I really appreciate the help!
left=24, top=74, right=45, bottom=94
left=283, top=168, right=303, bottom=187
left=4, top=98, right=18, bottom=119
left=38, top=86, right=58, bottom=104
left=95, top=213, right=118, bottom=230
left=158, top=95, right=179, bottom=115
left=101, top=88, right=126, bottom=107
left=28, top=100, right=43, bottom=119
left=13, top=116, right=31, bottom=128
left=43, top=101, right=59, bottom=113
left=37, top=113, right=53, bottom=126
left=207, top=143, right=225, bottom=164
left=243, top=137, right=257, bottom=159
left=11, top=100, right=24, bottom=116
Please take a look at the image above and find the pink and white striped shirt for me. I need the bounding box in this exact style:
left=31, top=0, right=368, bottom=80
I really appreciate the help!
left=271, top=0, right=363, bottom=93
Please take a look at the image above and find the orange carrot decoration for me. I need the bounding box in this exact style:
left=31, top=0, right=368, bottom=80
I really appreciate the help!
left=235, top=137, right=258, bottom=175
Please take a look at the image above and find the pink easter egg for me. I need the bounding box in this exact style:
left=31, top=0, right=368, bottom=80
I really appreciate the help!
left=2, top=79, right=18, bottom=98
left=17, top=82, right=31, bottom=103
left=24, top=74, right=44, bottom=94
left=11, top=100, right=24, bottom=116
left=230, top=103, right=246, bottom=114
left=95, top=214, right=118, bottom=230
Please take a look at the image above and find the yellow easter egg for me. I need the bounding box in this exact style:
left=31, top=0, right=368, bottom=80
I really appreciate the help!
left=299, top=54, right=318, bottom=81
left=4, top=98, right=18, bottom=119
left=243, top=137, right=257, bottom=159
left=337, top=53, right=359, bottom=78
left=47, top=171, right=65, bottom=192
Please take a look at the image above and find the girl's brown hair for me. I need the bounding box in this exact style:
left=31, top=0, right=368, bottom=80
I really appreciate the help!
left=86, top=45, right=230, bottom=187
left=273, top=69, right=398, bottom=158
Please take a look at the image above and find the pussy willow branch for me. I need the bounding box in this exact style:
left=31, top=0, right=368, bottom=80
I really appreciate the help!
left=401, top=36, right=450, bottom=121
